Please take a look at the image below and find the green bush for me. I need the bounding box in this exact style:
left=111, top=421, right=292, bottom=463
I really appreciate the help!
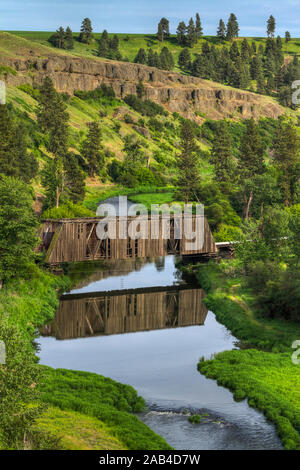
left=43, top=201, right=95, bottom=219
left=188, top=414, right=202, bottom=424
left=124, top=95, right=167, bottom=117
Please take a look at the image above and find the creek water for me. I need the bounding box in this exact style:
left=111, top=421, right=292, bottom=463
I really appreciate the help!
left=38, top=253, right=282, bottom=450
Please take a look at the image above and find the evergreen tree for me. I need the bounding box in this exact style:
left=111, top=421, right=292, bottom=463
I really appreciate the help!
left=273, top=120, right=299, bottom=206
left=239, top=118, right=265, bottom=177
left=0, top=105, right=37, bottom=183
left=65, top=26, right=74, bottom=49
left=265, top=75, right=274, bottom=95
left=157, top=18, right=170, bottom=42
left=241, top=38, right=251, bottom=61
left=153, top=52, right=161, bottom=68
left=37, top=77, right=69, bottom=207
left=237, top=59, right=251, bottom=89
left=186, top=18, right=197, bottom=47
left=134, top=48, right=147, bottom=64
left=82, top=122, right=103, bottom=178
left=285, top=31, right=291, bottom=48
left=195, top=13, right=203, bottom=39
left=239, top=118, right=265, bottom=218
left=250, top=54, right=263, bottom=80
left=176, top=120, right=199, bottom=203
left=64, top=152, right=86, bottom=203
left=257, top=72, right=266, bottom=94
left=0, top=319, right=44, bottom=447
left=217, top=19, right=226, bottom=41
left=251, top=41, right=257, bottom=55
left=192, top=54, right=203, bottom=77
left=110, top=34, right=119, bottom=50
left=136, top=79, right=145, bottom=99
left=230, top=41, right=240, bottom=60
left=226, top=13, right=239, bottom=41
left=98, top=37, right=109, bottom=57
left=177, top=22, right=187, bottom=46
left=159, top=47, right=174, bottom=70
left=178, top=48, right=191, bottom=70
left=267, top=15, right=276, bottom=38
left=0, top=176, right=37, bottom=283
left=157, top=22, right=164, bottom=42
left=79, top=17, right=93, bottom=44
left=147, top=48, right=155, bottom=67
left=211, top=120, right=235, bottom=184
left=49, top=26, right=65, bottom=49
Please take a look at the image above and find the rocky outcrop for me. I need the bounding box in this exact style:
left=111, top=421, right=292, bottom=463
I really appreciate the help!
left=3, top=54, right=284, bottom=120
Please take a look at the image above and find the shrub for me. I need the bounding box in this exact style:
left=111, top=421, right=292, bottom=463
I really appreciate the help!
left=124, top=95, right=167, bottom=117
left=188, top=414, right=202, bottom=424
left=42, top=201, right=94, bottom=219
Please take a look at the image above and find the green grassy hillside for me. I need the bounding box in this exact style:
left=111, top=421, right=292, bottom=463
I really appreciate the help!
left=7, top=31, right=300, bottom=70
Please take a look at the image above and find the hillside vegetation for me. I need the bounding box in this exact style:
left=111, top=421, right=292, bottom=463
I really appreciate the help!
left=9, top=31, right=300, bottom=64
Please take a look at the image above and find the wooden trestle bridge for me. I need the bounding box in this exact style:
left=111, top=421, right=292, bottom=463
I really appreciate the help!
left=40, top=214, right=218, bottom=264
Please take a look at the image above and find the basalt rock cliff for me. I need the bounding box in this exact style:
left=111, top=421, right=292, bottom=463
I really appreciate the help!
left=3, top=52, right=284, bottom=121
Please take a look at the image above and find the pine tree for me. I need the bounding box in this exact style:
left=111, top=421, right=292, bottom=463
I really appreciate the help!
left=49, top=26, right=65, bottom=49
left=273, top=120, right=299, bottom=206
left=250, top=54, right=263, bottom=80
left=0, top=105, right=37, bottom=182
left=226, top=13, right=239, bottom=41
left=239, top=118, right=265, bottom=177
left=159, top=47, right=174, bottom=70
left=195, top=13, right=203, bottom=40
left=136, top=79, right=145, bottom=99
left=176, top=22, right=187, bottom=46
left=211, top=120, right=235, bottom=184
left=186, top=18, right=197, bottom=47
left=79, top=17, right=93, bottom=44
left=230, top=41, right=240, bottom=60
left=37, top=77, right=69, bottom=207
left=178, top=48, right=191, bottom=70
left=157, top=18, right=170, bottom=42
left=267, top=15, right=276, bottom=38
left=217, top=19, right=226, bottom=41
left=82, top=122, right=103, bottom=177
left=257, top=72, right=266, bottom=94
left=238, top=59, right=251, bottom=89
left=64, top=152, right=86, bottom=203
left=285, top=31, right=291, bottom=48
left=176, top=120, right=199, bottom=203
left=147, top=48, right=155, bottom=67
left=65, top=26, right=74, bottom=49
left=110, top=34, right=119, bottom=50
left=239, top=118, right=265, bottom=218
left=153, top=52, right=161, bottom=68
left=251, top=41, right=257, bottom=55
left=0, top=176, right=38, bottom=283
left=241, top=38, right=251, bottom=61
left=98, top=37, right=108, bottom=57
left=157, top=22, right=164, bottom=42
left=265, top=75, right=274, bottom=95
left=134, top=48, right=147, bottom=64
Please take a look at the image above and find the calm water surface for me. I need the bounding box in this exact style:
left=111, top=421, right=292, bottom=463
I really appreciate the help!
left=38, top=255, right=282, bottom=450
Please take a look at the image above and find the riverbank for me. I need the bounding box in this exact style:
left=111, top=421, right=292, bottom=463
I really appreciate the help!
left=191, top=261, right=300, bottom=450
left=0, top=266, right=171, bottom=450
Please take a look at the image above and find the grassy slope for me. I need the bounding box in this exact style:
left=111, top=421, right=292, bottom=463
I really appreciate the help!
left=8, top=31, right=300, bottom=69
left=37, top=407, right=127, bottom=450
left=40, top=367, right=172, bottom=450
left=194, top=262, right=300, bottom=450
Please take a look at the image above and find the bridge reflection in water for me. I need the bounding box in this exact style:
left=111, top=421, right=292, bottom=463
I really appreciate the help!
left=40, top=287, right=208, bottom=340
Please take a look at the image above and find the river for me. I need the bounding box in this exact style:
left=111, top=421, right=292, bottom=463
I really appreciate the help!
left=38, top=253, right=282, bottom=450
